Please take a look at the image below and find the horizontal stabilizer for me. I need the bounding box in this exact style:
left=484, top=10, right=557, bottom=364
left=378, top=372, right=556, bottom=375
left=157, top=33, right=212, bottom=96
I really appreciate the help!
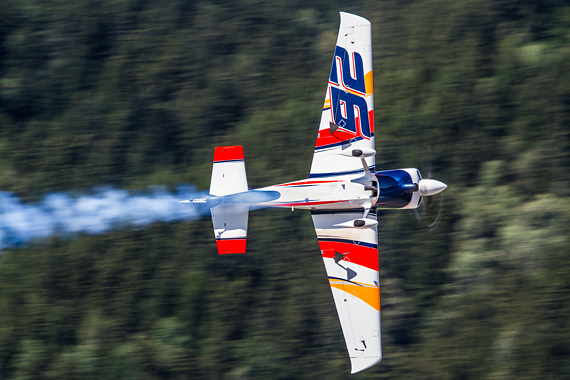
left=211, top=203, right=248, bottom=254
left=209, top=146, right=250, bottom=254
left=211, top=146, right=248, bottom=196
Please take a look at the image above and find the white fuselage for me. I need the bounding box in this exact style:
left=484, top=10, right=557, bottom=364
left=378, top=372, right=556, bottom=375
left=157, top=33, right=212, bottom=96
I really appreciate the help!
left=252, top=168, right=425, bottom=211
left=256, top=173, right=379, bottom=211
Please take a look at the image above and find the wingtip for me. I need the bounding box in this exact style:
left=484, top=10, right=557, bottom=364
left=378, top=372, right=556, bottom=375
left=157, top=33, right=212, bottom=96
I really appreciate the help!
left=350, top=355, right=382, bottom=374
left=339, top=12, right=371, bottom=26
left=216, top=239, right=247, bottom=254
left=213, top=145, right=244, bottom=163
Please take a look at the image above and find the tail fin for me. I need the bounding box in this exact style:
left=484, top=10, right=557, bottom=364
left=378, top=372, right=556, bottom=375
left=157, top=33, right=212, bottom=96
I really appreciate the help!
left=210, top=146, right=249, bottom=254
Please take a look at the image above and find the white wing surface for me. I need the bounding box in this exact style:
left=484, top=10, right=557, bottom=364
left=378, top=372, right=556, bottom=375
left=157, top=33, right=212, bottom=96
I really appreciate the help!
left=310, top=12, right=375, bottom=178
left=312, top=209, right=381, bottom=373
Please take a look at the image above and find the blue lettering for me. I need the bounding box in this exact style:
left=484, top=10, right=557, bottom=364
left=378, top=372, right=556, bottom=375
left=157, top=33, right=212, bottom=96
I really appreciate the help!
left=330, top=87, right=370, bottom=138
left=329, top=46, right=366, bottom=94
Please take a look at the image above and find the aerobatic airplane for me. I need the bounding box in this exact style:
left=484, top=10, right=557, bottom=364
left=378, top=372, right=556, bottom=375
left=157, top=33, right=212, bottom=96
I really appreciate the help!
left=181, top=12, right=447, bottom=374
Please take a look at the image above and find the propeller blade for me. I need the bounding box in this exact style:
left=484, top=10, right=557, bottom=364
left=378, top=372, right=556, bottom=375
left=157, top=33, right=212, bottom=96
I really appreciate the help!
left=414, top=193, right=444, bottom=231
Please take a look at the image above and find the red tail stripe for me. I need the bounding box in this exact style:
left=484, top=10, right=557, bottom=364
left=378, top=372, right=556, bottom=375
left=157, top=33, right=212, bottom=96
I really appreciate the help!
left=216, top=239, right=246, bottom=254
left=214, top=146, right=244, bottom=162
left=319, top=241, right=378, bottom=271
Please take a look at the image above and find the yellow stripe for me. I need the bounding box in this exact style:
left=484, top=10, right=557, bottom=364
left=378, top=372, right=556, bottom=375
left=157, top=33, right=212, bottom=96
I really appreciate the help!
left=365, top=70, right=373, bottom=95
left=347, top=89, right=365, bottom=97
left=329, top=280, right=380, bottom=311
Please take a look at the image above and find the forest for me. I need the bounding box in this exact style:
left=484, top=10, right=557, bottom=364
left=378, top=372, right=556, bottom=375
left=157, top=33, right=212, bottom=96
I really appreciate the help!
left=0, top=0, right=569, bottom=379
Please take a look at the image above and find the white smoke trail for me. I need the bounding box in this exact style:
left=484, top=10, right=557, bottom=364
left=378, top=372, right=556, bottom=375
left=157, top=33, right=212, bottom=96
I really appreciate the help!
left=0, top=185, right=209, bottom=250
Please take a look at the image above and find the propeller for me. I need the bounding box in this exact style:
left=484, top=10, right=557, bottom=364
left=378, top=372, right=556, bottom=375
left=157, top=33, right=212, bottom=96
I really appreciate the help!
left=414, top=146, right=446, bottom=231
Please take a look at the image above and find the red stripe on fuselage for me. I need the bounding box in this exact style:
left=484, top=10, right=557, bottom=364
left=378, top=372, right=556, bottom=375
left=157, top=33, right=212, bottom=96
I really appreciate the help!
left=214, top=146, right=244, bottom=162
left=319, top=240, right=378, bottom=271
left=275, top=180, right=344, bottom=187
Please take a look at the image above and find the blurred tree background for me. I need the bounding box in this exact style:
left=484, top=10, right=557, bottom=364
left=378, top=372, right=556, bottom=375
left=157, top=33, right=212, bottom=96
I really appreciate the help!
left=0, top=0, right=569, bottom=379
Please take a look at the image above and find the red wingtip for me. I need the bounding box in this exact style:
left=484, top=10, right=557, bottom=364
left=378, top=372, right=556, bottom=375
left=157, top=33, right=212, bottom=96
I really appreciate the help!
left=214, top=146, right=244, bottom=162
left=216, top=239, right=247, bottom=254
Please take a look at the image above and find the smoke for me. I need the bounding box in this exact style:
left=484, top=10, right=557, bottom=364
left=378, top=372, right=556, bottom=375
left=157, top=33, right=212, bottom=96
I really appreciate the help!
left=0, top=185, right=209, bottom=250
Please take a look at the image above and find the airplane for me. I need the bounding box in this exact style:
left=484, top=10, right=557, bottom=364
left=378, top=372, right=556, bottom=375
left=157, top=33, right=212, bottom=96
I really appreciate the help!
left=181, top=12, right=447, bottom=374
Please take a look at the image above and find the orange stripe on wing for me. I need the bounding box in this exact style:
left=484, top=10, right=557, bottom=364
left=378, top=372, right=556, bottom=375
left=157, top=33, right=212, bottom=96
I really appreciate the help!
left=364, top=70, right=373, bottom=95
left=329, top=279, right=380, bottom=311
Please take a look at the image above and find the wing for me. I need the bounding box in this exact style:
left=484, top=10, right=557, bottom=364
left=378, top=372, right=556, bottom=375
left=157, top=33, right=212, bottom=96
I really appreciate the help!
left=310, top=12, right=375, bottom=178
left=311, top=209, right=381, bottom=373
